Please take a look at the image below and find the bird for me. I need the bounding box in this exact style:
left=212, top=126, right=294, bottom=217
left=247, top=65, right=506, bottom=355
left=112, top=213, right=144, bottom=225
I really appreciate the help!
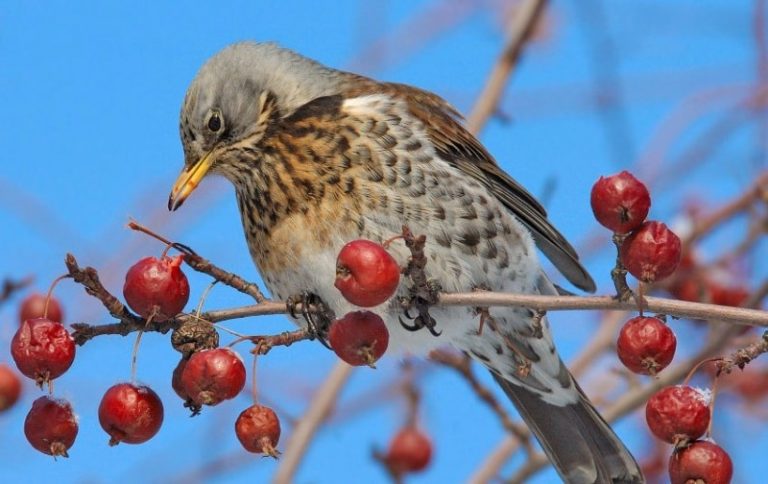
left=168, top=41, right=643, bottom=483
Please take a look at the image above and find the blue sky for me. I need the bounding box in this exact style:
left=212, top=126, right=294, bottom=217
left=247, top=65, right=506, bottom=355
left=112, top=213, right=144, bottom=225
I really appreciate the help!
left=0, top=1, right=764, bottom=483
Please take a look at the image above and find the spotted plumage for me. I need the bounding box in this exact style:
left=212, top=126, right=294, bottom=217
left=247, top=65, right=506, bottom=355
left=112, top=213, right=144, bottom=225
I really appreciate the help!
left=169, top=41, right=643, bottom=483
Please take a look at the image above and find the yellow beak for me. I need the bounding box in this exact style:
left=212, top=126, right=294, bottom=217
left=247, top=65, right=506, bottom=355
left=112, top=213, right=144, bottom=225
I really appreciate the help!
left=168, top=152, right=214, bottom=211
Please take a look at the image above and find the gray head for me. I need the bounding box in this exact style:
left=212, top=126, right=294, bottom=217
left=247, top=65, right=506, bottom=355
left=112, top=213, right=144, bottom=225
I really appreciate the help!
left=169, top=42, right=343, bottom=210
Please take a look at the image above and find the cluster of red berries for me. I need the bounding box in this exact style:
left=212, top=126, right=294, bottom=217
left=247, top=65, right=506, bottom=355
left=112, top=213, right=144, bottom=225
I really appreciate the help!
left=334, top=240, right=434, bottom=475
left=10, top=293, right=78, bottom=457
left=4, top=252, right=279, bottom=459
left=591, top=172, right=681, bottom=376
left=592, top=172, right=732, bottom=482
left=331, top=239, right=400, bottom=367
left=591, top=170, right=682, bottom=284
left=646, top=385, right=733, bottom=483
left=125, top=254, right=280, bottom=457
left=671, top=252, right=750, bottom=309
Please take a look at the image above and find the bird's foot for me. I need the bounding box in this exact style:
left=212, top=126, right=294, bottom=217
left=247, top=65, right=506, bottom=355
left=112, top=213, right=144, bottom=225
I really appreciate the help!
left=286, top=291, right=334, bottom=348
left=399, top=279, right=442, bottom=337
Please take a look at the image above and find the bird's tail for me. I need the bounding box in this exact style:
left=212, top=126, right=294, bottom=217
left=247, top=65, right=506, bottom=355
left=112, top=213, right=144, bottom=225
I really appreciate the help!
left=491, top=372, right=644, bottom=484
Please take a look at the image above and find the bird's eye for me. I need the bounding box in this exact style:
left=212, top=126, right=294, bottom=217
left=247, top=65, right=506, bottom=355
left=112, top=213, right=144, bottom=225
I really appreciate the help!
left=207, top=111, right=222, bottom=132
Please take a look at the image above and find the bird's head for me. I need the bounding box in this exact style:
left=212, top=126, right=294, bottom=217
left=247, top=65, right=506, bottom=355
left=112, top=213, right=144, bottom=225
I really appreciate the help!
left=168, top=41, right=342, bottom=211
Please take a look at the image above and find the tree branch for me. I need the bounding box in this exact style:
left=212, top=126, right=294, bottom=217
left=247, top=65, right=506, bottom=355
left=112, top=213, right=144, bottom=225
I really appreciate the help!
left=466, top=0, right=548, bottom=134
left=272, top=362, right=354, bottom=484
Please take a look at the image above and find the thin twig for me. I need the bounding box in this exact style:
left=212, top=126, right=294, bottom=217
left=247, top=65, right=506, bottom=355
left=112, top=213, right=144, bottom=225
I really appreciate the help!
left=183, top=253, right=268, bottom=303
left=0, top=276, right=34, bottom=307
left=466, top=0, right=548, bottom=134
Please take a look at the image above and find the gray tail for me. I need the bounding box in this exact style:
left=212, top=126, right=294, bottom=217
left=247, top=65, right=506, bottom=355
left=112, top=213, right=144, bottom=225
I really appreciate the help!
left=492, top=373, right=644, bottom=484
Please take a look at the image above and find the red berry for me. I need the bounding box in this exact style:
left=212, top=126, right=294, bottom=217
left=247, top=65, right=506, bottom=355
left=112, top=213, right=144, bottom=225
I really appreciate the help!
left=711, top=285, right=749, bottom=307
left=669, top=440, right=733, bottom=484
left=19, top=293, right=64, bottom=325
left=620, top=221, right=682, bottom=283
left=670, top=276, right=712, bottom=303
left=731, top=367, right=768, bottom=402
left=123, top=255, right=190, bottom=321
left=24, top=396, right=78, bottom=457
left=328, top=311, right=389, bottom=367
left=98, top=382, right=164, bottom=445
left=646, top=385, right=710, bottom=444
left=616, top=316, right=676, bottom=375
left=171, top=358, right=190, bottom=401
left=0, top=363, right=22, bottom=412
left=181, top=348, right=246, bottom=408
left=11, top=318, right=76, bottom=386
left=385, top=427, right=433, bottom=474
left=590, top=171, right=651, bottom=233
left=235, top=404, right=281, bottom=457
left=335, top=240, right=400, bottom=307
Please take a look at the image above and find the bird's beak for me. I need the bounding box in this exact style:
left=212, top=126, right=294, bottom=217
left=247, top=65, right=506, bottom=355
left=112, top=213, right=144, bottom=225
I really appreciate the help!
left=168, top=152, right=214, bottom=211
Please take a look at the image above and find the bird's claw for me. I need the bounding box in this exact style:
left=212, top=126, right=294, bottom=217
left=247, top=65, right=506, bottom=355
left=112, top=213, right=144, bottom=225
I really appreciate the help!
left=286, top=291, right=333, bottom=349
left=398, top=297, right=441, bottom=337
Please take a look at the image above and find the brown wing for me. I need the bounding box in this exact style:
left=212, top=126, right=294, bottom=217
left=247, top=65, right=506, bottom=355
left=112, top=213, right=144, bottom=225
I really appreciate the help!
left=346, top=80, right=596, bottom=292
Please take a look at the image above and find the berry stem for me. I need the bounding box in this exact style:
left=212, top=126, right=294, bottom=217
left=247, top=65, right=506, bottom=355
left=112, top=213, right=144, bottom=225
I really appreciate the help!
left=706, top=376, right=720, bottom=438
left=251, top=353, right=259, bottom=404
left=130, top=311, right=156, bottom=383
left=160, top=243, right=173, bottom=259
left=195, top=280, right=218, bottom=319
left=44, top=274, right=72, bottom=320
left=683, top=357, right=720, bottom=387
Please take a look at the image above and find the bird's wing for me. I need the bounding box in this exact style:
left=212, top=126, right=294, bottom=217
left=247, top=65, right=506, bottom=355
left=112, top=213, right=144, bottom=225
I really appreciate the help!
left=372, top=82, right=596, bottom=293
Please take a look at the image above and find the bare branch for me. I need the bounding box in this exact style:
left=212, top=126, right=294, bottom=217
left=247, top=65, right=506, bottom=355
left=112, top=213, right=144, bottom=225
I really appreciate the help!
left=273, top=362, right=354, bottom=484
left=466, top=0, right=548, bottom=134
left=0, top=276, right=33, bottom=307
left=437, top=292, right=768, bottom=327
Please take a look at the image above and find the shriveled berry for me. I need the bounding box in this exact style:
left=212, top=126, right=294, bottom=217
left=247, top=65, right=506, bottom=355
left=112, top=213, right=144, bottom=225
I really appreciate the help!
left=235, top=404, right=281, bottom=457
left=24, top=396, right=78, bottom=457
left=616, top=316, right=676, bottom=375
left=620, top=221, right=682, bottom=283
left=669, top=440, right=733, bottom=484
left=0, top=363, right=22, bottom=412
left=646, top=385, right=710, bottom=444
left=19, top=293, right=64, bottom=325
left=123, top=255, right=190, bottom=321
left=385, top=427, right=433, bottom=474
left=181, top=348, right=246, bottom=408
left=335, top=239, right=400, bottom=307
left=590, top=171, right=651, bottom=233
left=98, top=383, right=164, bottom=445
left=11, top=318, right=76, bottom=386
left=328, top=311, right=389, bottom=367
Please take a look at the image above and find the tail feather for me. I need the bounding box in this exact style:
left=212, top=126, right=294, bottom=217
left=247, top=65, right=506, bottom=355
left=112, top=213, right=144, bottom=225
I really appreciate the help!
left=491, top=373, right=643, bottom=484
